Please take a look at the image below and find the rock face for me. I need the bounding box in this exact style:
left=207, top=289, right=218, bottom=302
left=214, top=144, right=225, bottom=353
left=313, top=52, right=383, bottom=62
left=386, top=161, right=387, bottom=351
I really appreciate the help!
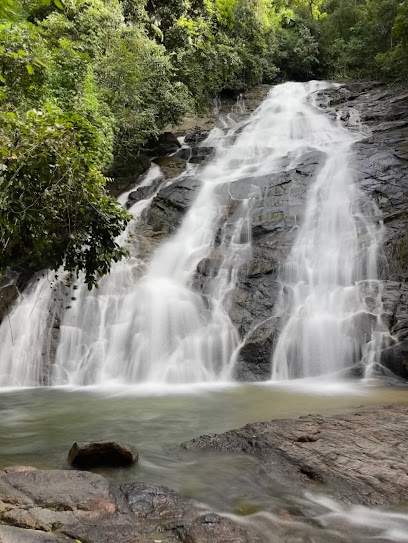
left=68, top=441, right=138, bottom=469
left=153, top=156, right=186, bottom=179
left=0, top=468, right=261, bottom=543
left=169, top=85, right=271, bottom=137
left=150, top=131, right=182, bottom=156
left=0, top=284, right=19, bottom=325
left=147, top=176, right=202, bottom=235
left=316, top=83, right=408, bottom=378
left=182, top=405, right=408, bottom=506
left=107, top=154, right=151, bottom=197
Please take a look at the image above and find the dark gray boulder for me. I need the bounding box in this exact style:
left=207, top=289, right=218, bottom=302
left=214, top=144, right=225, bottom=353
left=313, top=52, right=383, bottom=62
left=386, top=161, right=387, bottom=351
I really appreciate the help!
left=107, top=154, right=151, bottom=197
left=184, top=131, right=209, bottom=145
left=146, top=177, right=202, bottom=235
left=150, top=132, right=181, bottom=156
left=68, top=440, right=139, bottom=469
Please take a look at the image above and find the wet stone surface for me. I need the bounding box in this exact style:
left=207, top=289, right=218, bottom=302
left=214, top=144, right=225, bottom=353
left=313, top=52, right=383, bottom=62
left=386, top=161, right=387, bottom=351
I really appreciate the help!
left=0, top=468, right=261, bottom=543
left=182, top=405, right=408, bottom=506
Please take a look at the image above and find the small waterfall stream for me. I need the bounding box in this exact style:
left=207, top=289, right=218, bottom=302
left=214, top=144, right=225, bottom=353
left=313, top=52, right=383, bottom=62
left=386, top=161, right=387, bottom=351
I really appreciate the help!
left=0, top=81, right=391, bottom=386
left=270, top=96, right=388, bottom=380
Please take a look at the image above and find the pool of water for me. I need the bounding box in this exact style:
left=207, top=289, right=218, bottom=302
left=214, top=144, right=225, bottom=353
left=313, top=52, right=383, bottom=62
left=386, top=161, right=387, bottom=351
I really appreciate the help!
left=1, top=380, right=408, bottom=542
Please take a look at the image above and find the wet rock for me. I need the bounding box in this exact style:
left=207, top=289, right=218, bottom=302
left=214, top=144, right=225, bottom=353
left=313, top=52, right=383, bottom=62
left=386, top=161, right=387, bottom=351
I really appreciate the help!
left=0, top=284, right=19, bottom=325
left=173, top=513, right=262, bottom=543
left=168, top=84, right=271, bottom=138
left=378, top=338, right=408, bottom=379
left=147, top=177, right=202, bottom=234
left=107, top=154, right=151, bottom=197
left=219, top=153, right=322, bottom=380
left=0, top=526, right=74, bottom=542
left=0, top=469, right=260, bottom=543
left=120, top=482, right=189, bottom=519
left=150, top=132, right=181, bottom=156
left=153, top=156, right=186, bottom=179
left=317, top=82, right=408, bottom=379
left=184, top=131, right=209, bottom=145
left=174, top=147, right=192, bottom=161
left=68, top=440, right=138, bottom=469
left=243, top=84, right=272, bottom=112
left=126, top=175, right=164, bottom=208
left=189, top=146, right=215, bottom=164
left=174, top=144, right=214, bottom=164
left=182, top=405, right=408, bottom=506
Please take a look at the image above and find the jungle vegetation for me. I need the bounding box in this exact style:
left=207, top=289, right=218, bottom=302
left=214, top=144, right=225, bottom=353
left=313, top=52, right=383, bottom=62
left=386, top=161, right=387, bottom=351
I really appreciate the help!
left=0, top=0, right=406, bottom=285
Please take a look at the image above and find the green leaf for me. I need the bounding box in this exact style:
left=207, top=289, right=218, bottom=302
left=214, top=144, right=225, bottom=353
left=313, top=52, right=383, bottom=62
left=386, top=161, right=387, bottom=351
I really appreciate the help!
left=25, top=64, right=34, bottom=75
left=54, top=0, right=64, bottom=9
left=33, top=57, right=47, bottom=68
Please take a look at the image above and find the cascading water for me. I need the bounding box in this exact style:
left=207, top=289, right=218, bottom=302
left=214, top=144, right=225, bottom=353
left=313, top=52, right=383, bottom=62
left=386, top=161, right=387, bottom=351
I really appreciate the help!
left=0, top=81, right=391, bottom=386
left=270, top=93, right=388, bottom=380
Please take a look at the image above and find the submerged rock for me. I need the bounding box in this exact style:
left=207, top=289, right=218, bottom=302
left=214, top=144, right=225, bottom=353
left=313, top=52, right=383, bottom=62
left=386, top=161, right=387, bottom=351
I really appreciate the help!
left=68, top=440, right=138, bottom=469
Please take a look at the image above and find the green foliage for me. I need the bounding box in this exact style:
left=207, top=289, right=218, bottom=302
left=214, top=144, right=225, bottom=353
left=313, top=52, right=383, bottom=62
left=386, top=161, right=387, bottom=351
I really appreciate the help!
left=146, top=0, right=320, bottom=109
left=0, top=0, right=326, bottom=284
left=0, top=108, right=129, bottom=287
left=97, top=25, right=191, bottom=160
left=319, top=0, right=408, bottom=80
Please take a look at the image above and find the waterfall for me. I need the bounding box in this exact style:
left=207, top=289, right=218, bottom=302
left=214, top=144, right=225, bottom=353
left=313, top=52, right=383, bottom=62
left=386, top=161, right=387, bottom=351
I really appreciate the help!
left=270, top=93, right=388, bottom=379
left=0, top=81, right=390, bottom=386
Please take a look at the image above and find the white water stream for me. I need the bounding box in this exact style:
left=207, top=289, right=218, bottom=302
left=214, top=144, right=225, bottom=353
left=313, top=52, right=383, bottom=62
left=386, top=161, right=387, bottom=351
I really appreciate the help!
left=270, top=108, right=388, bottom=379
left=0, top=81, right=390, bottom=386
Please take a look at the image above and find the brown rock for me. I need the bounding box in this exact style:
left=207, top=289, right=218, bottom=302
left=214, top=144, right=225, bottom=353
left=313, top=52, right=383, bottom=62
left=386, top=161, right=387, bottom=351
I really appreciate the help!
left=3, top=466, right=37, bottom=474
left=68, top=440, right=138, bottom=469
left=0, top=469, right=261, bottom=543
left=0, top=469, right=117, bottom=512
left=153, top=156, right=186, bottom=179
left=0, top=526, right=73, bottom=542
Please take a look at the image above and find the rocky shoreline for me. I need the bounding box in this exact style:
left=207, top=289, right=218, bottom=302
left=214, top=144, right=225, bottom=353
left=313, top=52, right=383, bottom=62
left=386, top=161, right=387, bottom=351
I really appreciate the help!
left=183, top=404, right=408, bottom=507
left=0, top=466, right=261, bottom=543
left=1, top=405, right=408, bottom=542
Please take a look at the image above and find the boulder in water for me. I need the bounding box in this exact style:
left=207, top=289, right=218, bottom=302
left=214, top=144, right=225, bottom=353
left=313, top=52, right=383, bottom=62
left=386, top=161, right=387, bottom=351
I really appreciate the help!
left=68, top=440, right=138, bottom=469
